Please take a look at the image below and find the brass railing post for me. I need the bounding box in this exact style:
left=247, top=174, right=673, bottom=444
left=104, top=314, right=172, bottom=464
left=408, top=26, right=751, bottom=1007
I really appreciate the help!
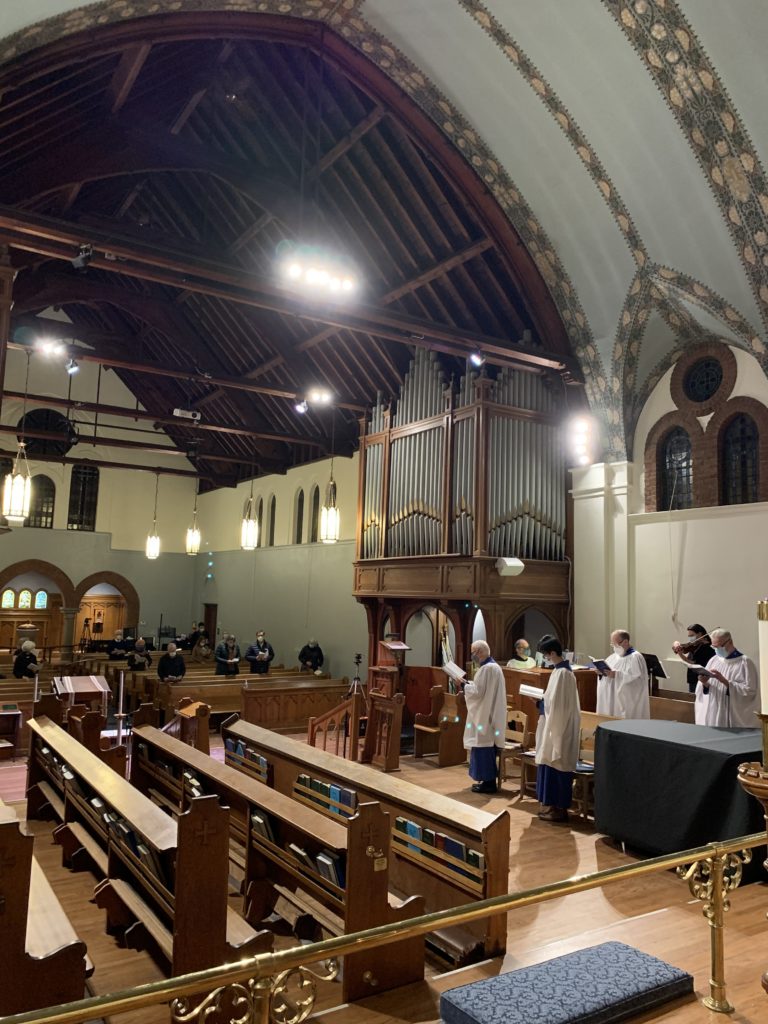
left=678, top=847, right=751, bottom=1013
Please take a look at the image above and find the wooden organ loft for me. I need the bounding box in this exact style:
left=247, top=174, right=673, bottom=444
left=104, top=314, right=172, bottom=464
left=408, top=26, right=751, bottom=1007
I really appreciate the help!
left=354, top=348, right=572, bottom=678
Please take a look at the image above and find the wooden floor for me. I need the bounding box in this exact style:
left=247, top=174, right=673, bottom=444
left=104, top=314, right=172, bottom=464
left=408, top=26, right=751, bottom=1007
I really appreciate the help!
left=3, top=743, right=768, bottom=1024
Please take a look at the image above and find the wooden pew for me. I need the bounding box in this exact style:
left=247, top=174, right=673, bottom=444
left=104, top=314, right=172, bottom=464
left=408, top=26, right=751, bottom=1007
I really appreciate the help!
left=414, top=685, right=467, bottom=767
left=650, top=695, right=695, bottom=723
left=67, top=704, right=128, bottom=776
left=25, top=716, right=271, bottom=976
left=241, top=675, right=350, bottom=732
left=222, top=716, right=510, bottom=967
left=0, top=797, right=91, bottom=1015
left=131, top=724, right=424, bottom=1001
left=504, top=666, right=599, bottom=746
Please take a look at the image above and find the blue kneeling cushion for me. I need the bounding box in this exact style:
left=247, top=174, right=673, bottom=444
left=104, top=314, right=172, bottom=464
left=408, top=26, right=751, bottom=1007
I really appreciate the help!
left=440, top=941, right=693, bottom=1024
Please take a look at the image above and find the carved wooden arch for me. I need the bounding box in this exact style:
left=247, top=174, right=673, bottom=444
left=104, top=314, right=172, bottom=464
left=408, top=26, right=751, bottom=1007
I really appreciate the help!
left=643, top=409, right=708, bottom=511
left=709, top=396, right=768, bottom=505
left=500, top=603, right=565, bottom=657
left=0, top=559, right=76, bottom=605
left=73, top=571, right=139, bottom=625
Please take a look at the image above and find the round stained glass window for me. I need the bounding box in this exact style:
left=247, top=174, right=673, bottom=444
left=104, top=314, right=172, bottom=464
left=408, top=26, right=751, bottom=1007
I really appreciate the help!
left=683, top=358, right=723, bottom=403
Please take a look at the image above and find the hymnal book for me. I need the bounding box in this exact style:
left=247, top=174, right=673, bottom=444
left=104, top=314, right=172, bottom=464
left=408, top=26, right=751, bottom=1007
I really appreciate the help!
left=251, top=811, right=275, bottom=843
left=589, top=659, right=611, bottom=674
left=519, top=682, right=545, bottom=700
left=224, top=738, right=235, bottom=754
left=316, top=850, right=344, bottom=887
left=337, top=787, right=357, bottom=817
left=443, top=660, right=467, bottom=683
left=287, top=842, right=315, bottom=870
left=405, top=819, right=422, bottom=852
left=466, top=849, right=485, bottom=872
left=693, top=666, right=721, bottom=681
left=422, top=827, right=437, bottom=859
left=329, top=783, right=342, bottom=813
left=296, top=773, right=311, bottom=793
left=235, top=740, right=246, bottom=758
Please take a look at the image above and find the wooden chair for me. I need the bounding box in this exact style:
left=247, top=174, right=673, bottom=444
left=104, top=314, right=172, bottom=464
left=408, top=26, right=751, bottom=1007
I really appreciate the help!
left=497, top=708, right=527, bottom=789
left=0, top=708, right=22, bottom=761
left=572, top=726, right=598, bottom=820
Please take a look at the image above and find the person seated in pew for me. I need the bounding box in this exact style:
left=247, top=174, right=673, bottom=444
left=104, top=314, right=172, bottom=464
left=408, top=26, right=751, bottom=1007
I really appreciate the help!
left=696, top=627, right=759, bottom=728
left=192, top=634, right=213, bottom=662
left=108, top=630, right=130, bottom=660
left=13, top=639, right=38, bottom=679
left=215, top=633, right=241, bottom=675
left=298, top=638, right=324, bottom=674
left=672, top=623, right=716, bottom=693
left=461, top=640, right=507, bottom=794
left=157, top=642, right=187, bottom=682
left=245, top=630, right=274, bottom=674
left=535, top=634, right=580, bottom=824
left=186, top=621, right=207, bottom=651
left=126, top=638, right=152, bottom=672
left=596, top=629, right=649, bottom=719
left=506, top=638, right=536, bottom=670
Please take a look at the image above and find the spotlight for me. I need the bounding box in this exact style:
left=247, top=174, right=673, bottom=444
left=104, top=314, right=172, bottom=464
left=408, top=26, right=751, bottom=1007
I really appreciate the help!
left=278, top=246, right=359, bottom=299
left=38, top=339, right=66, bottom=357
left=568, top=415, right=595, bottom=468
left=307, top=388, right=332, bottom=405
left=295, top=399, right=309, bottom=414
left=66, top=358, right=79, bottom=375
left=70, top=244, right=92, bottom=273
left=469, top=351, right=486, bottom=367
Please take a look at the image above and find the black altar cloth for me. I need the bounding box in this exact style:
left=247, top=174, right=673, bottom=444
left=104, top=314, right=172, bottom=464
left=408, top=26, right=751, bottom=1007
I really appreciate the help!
left=594, top=720, right=764, bottom=854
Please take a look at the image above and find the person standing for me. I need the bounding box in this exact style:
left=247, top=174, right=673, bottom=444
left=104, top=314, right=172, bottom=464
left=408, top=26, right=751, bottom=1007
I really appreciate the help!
left=462, top=640, right=507, bottom=794
left=698, top=628, right=759, bottom=727
left=298, top=639, right=324, bottom=673
left=157, top=642, right=186, bottom=682
left=506, top=638, right=536, bottom=670
left=215, top=633, right=241, bottom=676
left=672, top=624, right=715, bottom=693
left=596, top=630, right=649, bottom=719
left=126, top=638, right=152, bottom=672
left=535, top=635, right=580, bottom=823
left=245, top=630, right=275, bottom=674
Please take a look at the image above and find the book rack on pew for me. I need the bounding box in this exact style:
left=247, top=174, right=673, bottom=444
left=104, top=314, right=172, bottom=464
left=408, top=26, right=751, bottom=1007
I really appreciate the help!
left=222, top=715, right=510, bottom=966
left=0, top=797, right=92, bottom=1016
left=25, top=715, right=270, bottom=976
left=130, top=723, right=424, bottom=1001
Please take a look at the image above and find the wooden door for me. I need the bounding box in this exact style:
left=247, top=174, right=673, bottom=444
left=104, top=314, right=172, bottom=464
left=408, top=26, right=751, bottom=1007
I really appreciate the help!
left=204, top=604, right=217, bottom=642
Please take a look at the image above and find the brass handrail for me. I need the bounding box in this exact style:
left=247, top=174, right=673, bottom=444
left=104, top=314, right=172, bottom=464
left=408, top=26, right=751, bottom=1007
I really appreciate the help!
left=3, top=830, right=765, bottom=1024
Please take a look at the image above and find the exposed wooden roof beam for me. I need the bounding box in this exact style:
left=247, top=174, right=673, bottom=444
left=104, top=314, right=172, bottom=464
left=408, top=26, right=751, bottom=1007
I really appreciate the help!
left=0, top=206, right=577, bottom=376
left=171, top=41, right=234, bottom=134
left=107, top=43, right=152, bottom=114
left=0, top=447, right=213, bottom=481
left=309, top=107, right=385, bottom=179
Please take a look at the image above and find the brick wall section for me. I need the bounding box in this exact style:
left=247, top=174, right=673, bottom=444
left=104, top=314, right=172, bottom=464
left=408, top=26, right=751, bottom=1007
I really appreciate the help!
left=644, top=410, right=707, bottom=511
left=670, top=342, right=736, bottom=415
left=709, top=396, right=768, bottom=504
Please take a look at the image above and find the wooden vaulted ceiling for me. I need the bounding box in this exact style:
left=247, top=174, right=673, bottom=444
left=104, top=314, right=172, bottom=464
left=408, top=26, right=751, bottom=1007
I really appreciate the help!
left=0, top=14, right=577, bottom=487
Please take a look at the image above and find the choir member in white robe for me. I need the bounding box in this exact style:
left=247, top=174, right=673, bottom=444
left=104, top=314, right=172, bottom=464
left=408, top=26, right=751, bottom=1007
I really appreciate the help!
left=462, top=640, right=507, bottom=794
left=596, top=630, right=650, bottom=719
left=697, top=628, right=759, bottom=728
left=535, top=635, right=581, bottom=822
left=506, top=638, right=536, bottom=670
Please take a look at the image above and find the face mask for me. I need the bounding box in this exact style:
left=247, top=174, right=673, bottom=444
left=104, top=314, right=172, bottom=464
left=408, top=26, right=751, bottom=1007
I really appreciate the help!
left=612, top=644, right=624, bottom=656
left=542, top=657, right=552, bottom=668
left=519, top=648, right=531, bottom=658
left=714, top=646, right=727, bottom=658
left=257, top=635, right=265, bottom=642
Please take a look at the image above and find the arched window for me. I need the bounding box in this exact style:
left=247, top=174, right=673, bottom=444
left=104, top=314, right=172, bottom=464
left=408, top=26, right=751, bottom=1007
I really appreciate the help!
left=256, top=498, right=264, bottom=548
left=18, top=589, right=32, bottom=610
left=309, top=485, right=320, bottom=543
left=28, top=474, right=55, bottom=528
left=268, top=495, right=276, bottom=547
left=68, top=465, right=99, bottom=531
left=659, top=428, right=693, bottom=510
left=34, top=590, right=48, bottom=610
left=294, top=489, right=305, bottom=544
left=722, top=414, right=759, bottom=505
left=1, top=589, right=15, bottom=609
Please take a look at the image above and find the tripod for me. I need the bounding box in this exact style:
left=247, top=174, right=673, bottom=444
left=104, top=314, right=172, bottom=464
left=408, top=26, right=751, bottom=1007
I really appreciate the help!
left=79, top=619, right=92, bottom=653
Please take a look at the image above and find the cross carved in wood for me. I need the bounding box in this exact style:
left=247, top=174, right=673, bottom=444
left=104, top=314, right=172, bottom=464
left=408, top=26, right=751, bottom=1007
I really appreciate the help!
left=194, top=821, right=216, bottom=846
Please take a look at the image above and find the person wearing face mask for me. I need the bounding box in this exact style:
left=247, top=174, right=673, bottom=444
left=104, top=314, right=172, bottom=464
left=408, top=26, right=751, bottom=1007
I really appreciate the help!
left=215, top=633, right=241, bottom=675
left=461, top=640, right=507, bottom=794
left=535, top=635, right=581, bottom=823
left=506, top=638, right=536, bottom=670
left=596, top=629, right=649, bottom=719
left=672, top=624, right=715, bottom=693
left=245, top=630, right=275, bottom=674
left=697, top=628, right=759, bottom=727
left=298, top=639, right=324, bottom=674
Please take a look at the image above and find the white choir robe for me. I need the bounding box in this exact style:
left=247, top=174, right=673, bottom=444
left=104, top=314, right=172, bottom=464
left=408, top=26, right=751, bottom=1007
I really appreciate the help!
left=699, top=654, right=759, bottom=728
left=535, top=665, right=581, bottom=771
left=596, top=650, right=650, bottom=719
left=463, top=660, right=507, bottom=750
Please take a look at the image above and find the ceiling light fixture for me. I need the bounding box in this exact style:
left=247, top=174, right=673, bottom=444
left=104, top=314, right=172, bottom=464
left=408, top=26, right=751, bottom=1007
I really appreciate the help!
left=241, top=479, right=259, bottom=550
left=319, top=413, right=340, bottom=545
left=146, top=473, right=161, bottom=560
left=66, top=358, right=79, bottom=375
left=3, top=351, right=33, bottom=527
left=469, top=351, right=486, bottom=367
left=38, top=339, right=66, bottom=357
left=307, top=387, right=332, bottom=405
left=294, top=399, right=309, bottom=414
left=70, top=243, right=93, bottom=273
left=185, top=478, right=201, bottom=556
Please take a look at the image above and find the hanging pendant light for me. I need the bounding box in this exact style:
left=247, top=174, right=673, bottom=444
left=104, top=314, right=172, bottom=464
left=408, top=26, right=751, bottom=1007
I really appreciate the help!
left=186, top=479, right=201, bottom=556
left=241, top=479, right=259, bottom=550
left=146, top=473, right=161, bottom=560
left=319, top=413, right=340, bottom=544
left=3, top=351, right=34, bottom=527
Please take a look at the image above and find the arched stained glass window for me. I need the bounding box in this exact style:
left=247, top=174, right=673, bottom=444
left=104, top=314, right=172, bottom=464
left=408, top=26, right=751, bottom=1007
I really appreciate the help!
left=294, top=489, right=304, bottom=544
left=659, top=427, right=693, bottom=510
left=28, top=475, right=55, bottom=529
left=34, top=590, right=48, bottom=609
left=68, top=465, right=99, bottom=531
left=310, top=485, right=320, bottom=543
left=256, top=498, right=263, bottom=548
left=268, top=496, right=276, bottom=547
left=1, top=589, right=15, bottom=609
left=18, top=589, right=32, bottom=610
left=722, top=414, right=759, bottom=505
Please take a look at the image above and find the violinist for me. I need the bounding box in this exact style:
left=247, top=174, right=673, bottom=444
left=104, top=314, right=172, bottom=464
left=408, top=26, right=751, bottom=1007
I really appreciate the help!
left=672, top=624, right=715, bottom=693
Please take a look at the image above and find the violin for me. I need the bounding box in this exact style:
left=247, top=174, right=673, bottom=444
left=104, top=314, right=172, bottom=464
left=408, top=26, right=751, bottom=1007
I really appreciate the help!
left=672, top=633, right=712, bottom=656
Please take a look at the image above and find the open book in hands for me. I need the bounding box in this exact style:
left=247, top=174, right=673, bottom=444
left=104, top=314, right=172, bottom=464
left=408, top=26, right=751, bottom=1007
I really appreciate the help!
left=443, top=660, right=466, bottom=683
left=589, top=658, right=611, bottom=674
left=519, top=682, right=545, bottom=700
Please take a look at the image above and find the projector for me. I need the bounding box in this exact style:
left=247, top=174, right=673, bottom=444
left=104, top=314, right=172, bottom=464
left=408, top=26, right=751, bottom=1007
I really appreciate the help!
left=173, top=408, right=201, bottom=422
left=495, top=557, right=525, bottom=577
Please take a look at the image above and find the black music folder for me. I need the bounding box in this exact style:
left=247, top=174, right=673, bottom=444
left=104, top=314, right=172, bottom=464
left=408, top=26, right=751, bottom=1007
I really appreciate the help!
left=642, top=653, right=667, bottom=679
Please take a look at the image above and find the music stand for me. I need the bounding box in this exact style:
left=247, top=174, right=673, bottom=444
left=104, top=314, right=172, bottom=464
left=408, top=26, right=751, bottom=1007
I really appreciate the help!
left=642, top=652, right=667, bottom=696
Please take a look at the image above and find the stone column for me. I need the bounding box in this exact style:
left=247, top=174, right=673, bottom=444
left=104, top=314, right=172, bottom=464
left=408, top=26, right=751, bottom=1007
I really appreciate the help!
left=60, top=607, right=79, bottom=654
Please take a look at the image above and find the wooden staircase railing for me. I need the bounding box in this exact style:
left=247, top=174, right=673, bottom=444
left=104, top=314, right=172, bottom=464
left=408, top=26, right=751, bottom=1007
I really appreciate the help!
left=307, top=690, right=364, bottom=760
